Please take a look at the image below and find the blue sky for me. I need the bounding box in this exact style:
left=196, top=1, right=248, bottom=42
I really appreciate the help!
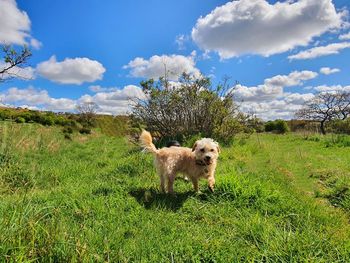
left=0, top=0, right=350, bottom=119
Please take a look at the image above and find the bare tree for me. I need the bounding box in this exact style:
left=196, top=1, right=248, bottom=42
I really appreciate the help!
left=0, top=45, right=32, bottom=82
left=296, top=92, right=350, bottom=134
left=76, top=102, right=100, bottom=127
left=334, top=92, right=350, bottom=120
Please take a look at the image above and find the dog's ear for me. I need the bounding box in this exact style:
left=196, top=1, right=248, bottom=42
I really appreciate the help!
left=215, top=141, right=220, bottom=153
left=192, top=141, right=198, bottom=152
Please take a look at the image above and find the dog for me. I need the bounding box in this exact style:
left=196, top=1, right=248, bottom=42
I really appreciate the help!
left=139, top=130, right=220, bottom=194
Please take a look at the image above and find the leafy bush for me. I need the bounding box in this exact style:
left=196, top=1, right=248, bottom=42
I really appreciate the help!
left=64, top=133, right=72, bottom=140
left=15, top=117, right=25, bottom=123
left=264, top=121, right=276, bottom=132
left=274, top=120, right=290, bottom=133
left=264, top=120, right=289, bottom=134
left=63, top=127, right=73, bottom=134
left=79, top=127, right=91, bottom=134
left=41, top=116, right=55, bottom=126
left=132, top=73, right=243, bottom=144
left=0, top=109, right=13, bottom=120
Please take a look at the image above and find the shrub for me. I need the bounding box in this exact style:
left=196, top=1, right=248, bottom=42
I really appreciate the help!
left=274, top=120, right=290, bottom=134
left=15, top=117, right=25, bottom=123
left=265, top=120, right=289, bottom=134
left=132, top=73, right=243, bottom=144
left=79, top=127, right=91, bottom=134
left=63, top=127, right=73, bottom=134
left=55, top=116, right=70, bottom=126
left=245, top=117, right=265, bottom=133
left=264, top=121, right=276, bottom=132
left=64, top=133, right=72, bottom=140
left=40, top=116, right=55, bottom=126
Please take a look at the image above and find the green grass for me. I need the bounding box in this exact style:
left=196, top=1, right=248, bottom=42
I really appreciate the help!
left=1, top=122, right=350, bottom=262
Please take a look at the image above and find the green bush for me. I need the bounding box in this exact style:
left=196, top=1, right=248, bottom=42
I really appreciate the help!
left=132, top=73, right=242, bottom=144
left=64, top=133, right=72, bottom=140
left=40, top=116, right=55, bottom=126
left=63, top=127, right=74, bottom=134
left=79, top=127, right=91, bottom=134
left=15, top=117, right=25, bottom=123
left=264, top=121, right=276, bottom=132
left=274, top=120, right=290, bottom=134
left=0, top=110, right=12, bottom=120
left=265, top=120, right=289, bottom=134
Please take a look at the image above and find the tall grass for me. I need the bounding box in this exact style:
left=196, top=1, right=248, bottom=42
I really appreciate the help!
left=1, top=122, right=350, bottom=261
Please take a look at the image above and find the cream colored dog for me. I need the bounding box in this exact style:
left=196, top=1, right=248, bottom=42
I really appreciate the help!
left=140, top=130, right=220, bottom=194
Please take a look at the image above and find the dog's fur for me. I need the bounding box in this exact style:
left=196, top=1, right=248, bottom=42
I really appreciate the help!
left=140, top=130, right=220, bottom=193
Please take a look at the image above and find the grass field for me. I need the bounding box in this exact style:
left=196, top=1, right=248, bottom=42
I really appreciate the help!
left=1, top=121, right=350, bottom=262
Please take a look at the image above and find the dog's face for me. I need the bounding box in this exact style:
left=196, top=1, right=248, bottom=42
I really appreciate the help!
left=192, top=138, right=220, bottom=165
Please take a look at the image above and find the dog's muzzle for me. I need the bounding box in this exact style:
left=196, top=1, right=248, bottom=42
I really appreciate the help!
left=196, top=158, right=212, bottom=166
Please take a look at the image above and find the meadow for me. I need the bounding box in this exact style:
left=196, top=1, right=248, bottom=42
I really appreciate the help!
left=1, top=121, right=350, bottom=262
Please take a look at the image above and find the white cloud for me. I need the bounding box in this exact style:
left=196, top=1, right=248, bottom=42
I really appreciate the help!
left=123, top=53, right=200, bottom=81
left=314, top=85, right=350, bottom=93
left=234, top=70, right=319, bottom=119
left=30, top=38, right=42, bottom=49
left=191, top=0, right=345, bottom=59
left=0, top=87, right=76, bottom=111
left=36, top=56, right=106, bottom=85
left=175, top=34, right=189, bottom=50
left=79, top=85, right=146, bottom=114
left=0, top=0, right=41, bottom=48
left=339, top=32, right=350, bottom=40
left=288, top=42, right=350, bottom=60
left=240, top=92, right=315, bottom=120
left=235, top=84, right=283, bottom=102
left=319, top=67, right=340, bottom=75
left=264, top=70, right=318, bottom=87
left=234, top=70, right=318, bottom=102
left=89, top=85, right=118, bottom=93
left=0, top=85, right=146, bottom=115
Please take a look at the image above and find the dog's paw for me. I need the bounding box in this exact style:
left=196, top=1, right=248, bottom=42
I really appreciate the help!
left=208, top=186, right=214, bottom=193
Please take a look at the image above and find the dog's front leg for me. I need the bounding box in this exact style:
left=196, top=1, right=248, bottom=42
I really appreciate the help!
left=208, top=176, right=215, bottom=192
left=192, top=178, right=199, bottom=192
left=167, top=173, right=175, bottom=194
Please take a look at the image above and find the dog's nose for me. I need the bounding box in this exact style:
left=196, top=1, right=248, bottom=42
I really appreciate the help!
left=205, top=156, right=211, bottom=161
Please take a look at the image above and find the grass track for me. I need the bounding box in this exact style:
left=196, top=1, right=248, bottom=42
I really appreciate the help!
left=1, top=122, right=350, bottom=262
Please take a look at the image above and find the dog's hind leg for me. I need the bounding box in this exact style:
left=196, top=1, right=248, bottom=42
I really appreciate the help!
left=156, top=165, right=165, bottom=193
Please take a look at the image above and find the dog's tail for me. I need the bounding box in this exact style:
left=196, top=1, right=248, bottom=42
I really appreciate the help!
left=139, top=130, right=158, bottom=154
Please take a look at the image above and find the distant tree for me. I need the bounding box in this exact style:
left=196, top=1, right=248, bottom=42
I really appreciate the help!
left=296, top=92, right=350, bottom=134
left=0, top=45, right=32, bottom=82
left=76, top=102, right=100, bottom=127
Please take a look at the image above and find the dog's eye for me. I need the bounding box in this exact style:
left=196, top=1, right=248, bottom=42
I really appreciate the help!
left=200, top=148, right=205, bottom=152
left=210, top=149, right=214, bottom=152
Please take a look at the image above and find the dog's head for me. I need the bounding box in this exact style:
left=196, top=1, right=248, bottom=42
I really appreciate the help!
left=192, top=138, right=220, bottom=165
